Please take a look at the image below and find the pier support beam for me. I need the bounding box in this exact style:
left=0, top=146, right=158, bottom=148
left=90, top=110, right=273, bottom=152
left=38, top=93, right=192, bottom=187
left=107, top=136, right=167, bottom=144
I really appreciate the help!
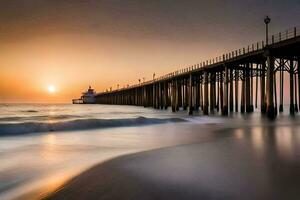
left=261, top=61, right=266, bottom=113
left=220, top=71, right=224, bottom=113
left=222, top=66, right=228, bottom=115
left=204, top=72, right=209, bottom=115
left=250, top=63, right=254, bottom=112
left=188, top=74, right=194, bottom=115
left=152, top=84, right=156, bottom=108
left=266, top=55, right=275, bottom=119
left=143, top=86, right=147, bottom=107
left=255, top=64, right=258, bottom=109
left=246, top=63, right=251, bottom=113
left=298, top=58, right=300, bottom=112
left=229, top=68, right=234, bottom=112
left=183, top=79, right=188, bottom=110
left=200, top=75, right=204, bottom=111
left=216, top=72, right=220, bottom=112
left=171, top=80, right=176, bottom=112
left=290, top=59, right=295, bottom=115
left=241, top=67, right=245, bottom=113
left=274, top=71, right=278, bottom=115
left=178, top=80, right=182, bottom=110
left=235, top=68, right=239, bottom=112
left=294, top=73, right=298, bottom=112
left=164, top=82, right=168, bottom=109
left=279, top=59, right=284, bottom=112
left=195, top=77, right=200, bottom=111
left=159, top=82, right=162, bottom=109
left=175, top=80, right=179, bottom=111
left=157, top=83, right=160, bottom=109
left=210, top=72, right=215, bottom=113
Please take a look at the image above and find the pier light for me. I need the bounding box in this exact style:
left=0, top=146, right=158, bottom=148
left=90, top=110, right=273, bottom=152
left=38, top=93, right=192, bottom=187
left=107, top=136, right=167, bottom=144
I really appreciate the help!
left=264, top=16, right=271, bottom=45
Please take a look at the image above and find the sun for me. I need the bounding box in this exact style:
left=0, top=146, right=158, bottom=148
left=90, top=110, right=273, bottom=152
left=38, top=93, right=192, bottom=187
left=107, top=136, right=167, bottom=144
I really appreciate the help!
left=47, top=85, right=56, bottom=93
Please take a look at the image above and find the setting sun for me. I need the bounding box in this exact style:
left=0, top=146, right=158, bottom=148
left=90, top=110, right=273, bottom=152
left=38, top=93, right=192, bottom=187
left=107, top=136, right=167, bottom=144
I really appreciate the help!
left=48, top=85, right=56, bottom=93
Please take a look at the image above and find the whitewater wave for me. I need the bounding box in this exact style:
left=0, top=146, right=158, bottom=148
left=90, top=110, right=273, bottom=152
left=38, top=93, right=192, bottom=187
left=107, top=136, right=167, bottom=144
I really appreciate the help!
left=0, top=115, right=82, bottom=122
left=0, top=117, right=186, bottom=136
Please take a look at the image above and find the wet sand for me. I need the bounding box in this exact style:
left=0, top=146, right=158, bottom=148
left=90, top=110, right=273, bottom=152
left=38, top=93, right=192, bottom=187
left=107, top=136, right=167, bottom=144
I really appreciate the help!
left=45, top=114, right=300, bottom=200
left=1, top=114, right=225, bottom=200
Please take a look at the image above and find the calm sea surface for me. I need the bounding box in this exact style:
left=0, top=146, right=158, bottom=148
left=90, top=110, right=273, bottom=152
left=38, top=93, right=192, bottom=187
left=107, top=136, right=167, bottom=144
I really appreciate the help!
left=0, top=104, right=300, bottom=200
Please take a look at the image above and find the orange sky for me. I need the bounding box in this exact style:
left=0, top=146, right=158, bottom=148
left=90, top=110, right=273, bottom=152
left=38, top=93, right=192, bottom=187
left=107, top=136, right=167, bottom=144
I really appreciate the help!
left=0, top=0, right=299, bottom=103
left=0, top=33, right=227, bottom=103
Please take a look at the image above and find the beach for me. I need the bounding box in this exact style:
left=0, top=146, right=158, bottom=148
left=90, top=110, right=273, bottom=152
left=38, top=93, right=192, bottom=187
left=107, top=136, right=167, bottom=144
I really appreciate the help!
left=45, top=112, right=300, bottom=200
left=1, top=104, right=300, bottom=200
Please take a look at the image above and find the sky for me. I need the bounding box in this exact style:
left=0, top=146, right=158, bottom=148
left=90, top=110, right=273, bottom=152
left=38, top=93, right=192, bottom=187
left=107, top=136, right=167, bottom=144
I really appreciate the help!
left=0, top=0, right=300, bottom=103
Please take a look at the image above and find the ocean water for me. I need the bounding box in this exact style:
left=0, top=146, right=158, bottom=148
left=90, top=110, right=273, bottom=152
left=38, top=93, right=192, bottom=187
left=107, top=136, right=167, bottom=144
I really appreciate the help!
left=0, top=104, right=300, bottom=200
left=0, top=104, right=212, bottom=200
left=0, top=104, right=189, bottom=135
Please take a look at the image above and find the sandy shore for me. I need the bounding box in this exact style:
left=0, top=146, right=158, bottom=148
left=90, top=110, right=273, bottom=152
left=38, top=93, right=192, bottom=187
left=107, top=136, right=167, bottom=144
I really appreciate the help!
left=45, top=117, right=300, bottom=200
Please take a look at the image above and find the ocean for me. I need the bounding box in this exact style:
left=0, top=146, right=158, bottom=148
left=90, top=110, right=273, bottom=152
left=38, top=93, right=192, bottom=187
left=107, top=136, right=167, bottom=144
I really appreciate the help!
left=0, top=104, right=300, bottom=200
left=0, top=104, right=210, bottom=199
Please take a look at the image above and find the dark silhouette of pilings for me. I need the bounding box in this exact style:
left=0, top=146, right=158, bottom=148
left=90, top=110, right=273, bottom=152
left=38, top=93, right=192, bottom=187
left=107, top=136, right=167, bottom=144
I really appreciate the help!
left=250, top=63, right=254, bottom=112
left=290, top=59, right=295, bottom=115
left=183, top=78, right=188, bottom=110
left=163, top=81, right=168, bottom=109
left=294, top=73, right=298, bottom=112
left=188, top=74, right=194, bottom=115
left=298, top=57, right=300, bottom=112
left=203, top=72, right=209, bottom=115
left=261, top=61, right=266, bottom=113
left=222, top=66, right=228, bottom=115
left=255, top=64, right=258, bottom=109
left=195, top=76, right=200, bottom=111
left=171, top=80, right=176, bottom=112
left=235, top=69, right=239, bottom=112
left=241, top=67, right=245, bottom=113
left=219, top=71, right=224, bottom=114
left=246, top=63, right=251, bottom=113
left=216, top=72, right=220, bottom=112
left=279, top=59, right=284, bottom=112
left=274, top=71, right=278, bottom=115
left=210, top=72, right=216, bottom=113
left=266, top=55, right=275, bottom=119
left=229, top=69, right=234, bottom=112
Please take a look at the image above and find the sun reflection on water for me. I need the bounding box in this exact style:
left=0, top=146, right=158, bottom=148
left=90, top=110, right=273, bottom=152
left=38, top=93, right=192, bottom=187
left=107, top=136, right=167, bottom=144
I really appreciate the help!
left=275, top=127, right=294, bottom=158
left=251, top=127, right=265, bottom=154
left=234, top=129, right=245, bottom=139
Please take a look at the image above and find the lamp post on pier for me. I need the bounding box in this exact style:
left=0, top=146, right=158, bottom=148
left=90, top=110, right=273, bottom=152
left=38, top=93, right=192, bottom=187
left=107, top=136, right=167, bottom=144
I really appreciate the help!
left=264, top=16, right=271, bottom=45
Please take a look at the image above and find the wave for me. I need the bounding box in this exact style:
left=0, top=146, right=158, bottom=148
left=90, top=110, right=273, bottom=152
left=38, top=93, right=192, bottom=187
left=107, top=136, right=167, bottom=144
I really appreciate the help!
left=0, top=115, right=82, bottom=122
left=0, top=117, right=186, bottom=136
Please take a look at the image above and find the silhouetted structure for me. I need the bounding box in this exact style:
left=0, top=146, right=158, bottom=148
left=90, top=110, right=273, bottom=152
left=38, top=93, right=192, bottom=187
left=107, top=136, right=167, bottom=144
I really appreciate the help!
left=95, top=26, right=300, bottom=119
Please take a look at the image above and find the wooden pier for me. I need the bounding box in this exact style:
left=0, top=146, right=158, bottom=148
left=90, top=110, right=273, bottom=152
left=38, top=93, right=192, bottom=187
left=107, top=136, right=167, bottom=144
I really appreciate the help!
left=95, top=26, right=300, bottom=119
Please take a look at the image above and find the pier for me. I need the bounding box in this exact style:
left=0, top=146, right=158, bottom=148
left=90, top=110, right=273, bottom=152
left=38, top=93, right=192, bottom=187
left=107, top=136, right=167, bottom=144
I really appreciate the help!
left=95, top=26, right=300, bottom=119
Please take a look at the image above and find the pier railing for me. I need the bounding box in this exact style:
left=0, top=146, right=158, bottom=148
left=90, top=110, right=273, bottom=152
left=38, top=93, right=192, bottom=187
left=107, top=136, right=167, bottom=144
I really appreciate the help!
left=100, top=26, right=300, bottom=94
